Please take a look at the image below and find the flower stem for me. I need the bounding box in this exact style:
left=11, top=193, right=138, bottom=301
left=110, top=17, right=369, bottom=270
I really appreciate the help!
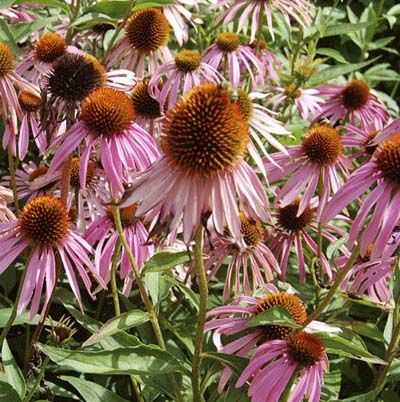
left=192, top=227, right=208, bottom=402
left=112, top=206, right=182, bottom=402
left=111, top=238, right=122, bottom=316
left=7, top=147, right=20, bottom=216
left=0, top=249, right=32, bottom=348
left=303, top=244, right=360, bottom=326
left=23, top=356, right=49, bottom=402
left=102, top=0, right=135, bottom=64
left=372, top=319, right=400, bottom=391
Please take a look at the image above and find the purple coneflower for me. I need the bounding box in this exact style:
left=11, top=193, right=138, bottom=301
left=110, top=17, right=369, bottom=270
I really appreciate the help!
left=85, top=204, right=154, bottom=295
left=202, top=33, right=264, bottom=87
left=0, top=195, right=106, bottom=317
left=205, top=285, right=332, bottom=392
left=1, top=161, right=59, bottom=201
left=237, top=331, right=328, bottom=402
left=314, top=79, right=389, bottom=127
left=269, top=197, right=347, bottom=283
left=265, top=124, right=352, bottom=217
left=0, top=186, right=16, bottom=223
left=130, top=80, right=164, bottom=138
left=322, top=132, right=400, bottom=259
left=107, top=8, right=172, bottom=78
left=49, top=87, right=159, bottom=197
left=120, top=83, right=269, bottom=244
left=336, top=243, right=395, bottom=305
left=212, top=0, right=311, bottom=41
left=231, top=87, right=289, bottom=173
left=0, top=41, right=39, bottom=135
left=162, top=0, right=203, bottom=46
left=269, top=85, right=324, bottom=121
left=205, top=213, right=280, bottom=300
left=248, top=40, right=281, bottom=83
left=149, top=49, right=221, bottom=110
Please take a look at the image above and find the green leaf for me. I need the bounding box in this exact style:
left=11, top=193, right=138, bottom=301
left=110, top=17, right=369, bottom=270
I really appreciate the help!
left=321, top=22, right=372, bottom=37
left=0, top=308, right=40, bottom=328
left=321, top=369, right=341, bottom=401
left=69, top=14, right=117, bottom=30
left=144, top=271, right=173, bottom=305
left=83, top=310, right=150, bottom=347
left=316, top=48, right=348, bottom=64
left=82, top=0, right=131, bottom=19
left=247, top=306, right=300, bottom=329
left=339, top=387, right=383, bottom=402
left=203, top=352, right=249, bottom=375
left=0, top=381, right=22, bottom=402
left=39, top=344, right=189, bottom=375
left=60, top=376, right=129, bottom=402
left=308, top=58, right=379, bottom=86
left=133, top=0, right=175, bottom=11
left=15, top=0, right=70, bottom=11
left=326, top=237, right=348, bottom=260
left=1, top=340, right=25, bottom=398
left=164, top=277, right=199, bottom=312
left=144, top=251, right=190, bottom=273
left=318, top=332, right=386, bottom=364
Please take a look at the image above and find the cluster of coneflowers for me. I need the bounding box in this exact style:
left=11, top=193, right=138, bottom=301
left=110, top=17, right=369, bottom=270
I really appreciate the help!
left=0, top=1, right=398, bottom=401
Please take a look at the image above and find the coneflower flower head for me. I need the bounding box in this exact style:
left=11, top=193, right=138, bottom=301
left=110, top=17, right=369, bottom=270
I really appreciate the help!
left=46, top=53, right=106, bottom=104
left=121, top=82, right=270, bottom=243
left=34, top=33, right=67, bottom=64
left=0, top=195, right=105, bottom=317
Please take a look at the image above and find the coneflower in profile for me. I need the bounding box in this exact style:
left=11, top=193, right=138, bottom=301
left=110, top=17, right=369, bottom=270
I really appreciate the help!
left=212, top=0, right=312, bottom=41
left=314, top=79, right=389, bottom=127
left=120, top=82, right=270, bottom=244
left=236, top=331, right=329, bottom=402
left=85, top=204, right=154, bottom=295
left=149, top=49, right=221, bottom=110
left=266, top=124, right=352, bottom=217
left=205, top=213, right=280, bottom=300
left=0, top=195, right=106, bottom=317
left=322, top=132, right=400, bottom=259
left=0, top=41, right=39, bottom=137
left=48, top=87, right=159, bottom=197
left=202, top=33, right=265, bottom=87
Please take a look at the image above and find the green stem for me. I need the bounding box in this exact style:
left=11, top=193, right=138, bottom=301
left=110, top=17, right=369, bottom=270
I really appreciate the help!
left=23, top=356, right=49, bottom=402
left=66, top=0, right=81, bottom=45
left=7, top=147, right=20, bottom=216
left=0, top=250, right=32, bottom=348
left=102, top=0, right=135, bottom=64
left=111, top=238, right=122, bottom=316
left=372, top=319, right=400, bottom=390
left=303, top=244, right=360, bottom=326
left=112, top=206, right=182, bottom=402
left=192, top=227, right=208, bottom=402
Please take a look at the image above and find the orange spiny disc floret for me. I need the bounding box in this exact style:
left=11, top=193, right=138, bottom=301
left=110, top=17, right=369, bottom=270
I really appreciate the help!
left=341, top=80, right=370, bottom=110
left=19, top=195, right=69, bottom=247
left=161, top=83, right=249, bottom=176
left=81, top=88, right=135, bottom=137
left=216, top=32, right=240, bottom=52
left=35, top=33, right=67, bottom=63
left=375, top=133, right=400, bottom=184
left=277, top=198, right=314, bottom=233
left=125, top=8, right=170, bottom=52
left=302, top=125, right=342, bottom=166
left=19, top=91, right=42, bottom=113
left=240, top=213, right=263, bottom=247
left=287, top=331, right=325, bottom=368
left=255, top=292, right=307, bottom=340
left=0, top=42, right=15, bottom=76
left=70, top=157, right=97, bottom=188
left=130, top=81, right=161, bottom=119
left=175, top=50, right=201, bottom=73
